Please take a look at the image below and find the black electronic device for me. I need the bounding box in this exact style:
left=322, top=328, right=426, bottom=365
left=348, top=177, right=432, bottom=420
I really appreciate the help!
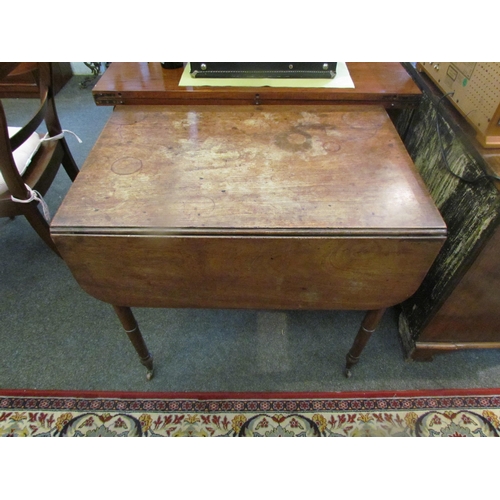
left=190, top=62, right=337, bottom=79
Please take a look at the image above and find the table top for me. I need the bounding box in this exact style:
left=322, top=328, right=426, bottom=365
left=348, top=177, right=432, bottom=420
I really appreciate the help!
left=52, top=104, right=445, bottom=238
left=92, top=62, right=422, bottom=108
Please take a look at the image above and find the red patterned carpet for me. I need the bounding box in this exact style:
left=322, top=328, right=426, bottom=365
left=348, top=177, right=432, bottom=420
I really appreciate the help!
left=1, top=388, right=499, bottom=436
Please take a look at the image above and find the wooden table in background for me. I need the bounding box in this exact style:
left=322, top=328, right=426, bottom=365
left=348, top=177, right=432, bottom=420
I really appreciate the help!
left=51, top=104, right=446, bottom=379
left=0, top=62, right=73, bottom=98
left=92, top=62, right=422, bottom=108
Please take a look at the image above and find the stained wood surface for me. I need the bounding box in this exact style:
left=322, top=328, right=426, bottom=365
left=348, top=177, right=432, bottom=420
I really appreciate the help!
left=51, top=104, right=445, bottom=310
left=92, top=62, right=421, bottom=108
left=52, top=105, right=445, bottom=235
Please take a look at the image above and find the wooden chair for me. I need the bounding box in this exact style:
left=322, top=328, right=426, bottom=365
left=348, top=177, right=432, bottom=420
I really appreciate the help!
left=0, top=62, right=80, bottom=256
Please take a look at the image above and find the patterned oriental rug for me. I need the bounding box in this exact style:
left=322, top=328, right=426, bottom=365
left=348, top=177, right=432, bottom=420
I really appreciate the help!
left=1, top=388, right=499, bottom=437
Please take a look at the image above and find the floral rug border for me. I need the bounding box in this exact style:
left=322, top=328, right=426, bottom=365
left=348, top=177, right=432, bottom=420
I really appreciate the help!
left=1, top=388, right=499, bottom=437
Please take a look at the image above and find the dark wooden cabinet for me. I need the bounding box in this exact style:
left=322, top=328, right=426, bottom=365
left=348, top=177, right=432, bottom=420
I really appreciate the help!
left=393, top=65, right=500, bottom=361
left=0, top=62, right=73, bottom=98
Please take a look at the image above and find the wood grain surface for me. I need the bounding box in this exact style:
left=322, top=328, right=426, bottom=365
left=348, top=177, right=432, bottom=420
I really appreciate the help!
left=52, top=105, right=444, bottom=235
left=92, top=62, right=421, bottom=108
left=51, top=104, right=445, bottom=311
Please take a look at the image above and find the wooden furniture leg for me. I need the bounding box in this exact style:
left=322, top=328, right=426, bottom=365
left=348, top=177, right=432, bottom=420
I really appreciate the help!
left=345, top=308, right=386, bottom=378
left=112, top=305, right=154, bottom=380
left=60, top=139, right=80, bottom=181
left=23, top=202, right=61, bottom=257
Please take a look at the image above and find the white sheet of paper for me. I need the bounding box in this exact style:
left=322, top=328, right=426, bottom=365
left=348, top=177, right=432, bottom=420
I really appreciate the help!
left=178, top=62, right=354, bottom=88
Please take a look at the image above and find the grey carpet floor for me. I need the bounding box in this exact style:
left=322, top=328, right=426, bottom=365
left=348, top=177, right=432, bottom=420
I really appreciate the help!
left=1, top=75, right=499, bottom=393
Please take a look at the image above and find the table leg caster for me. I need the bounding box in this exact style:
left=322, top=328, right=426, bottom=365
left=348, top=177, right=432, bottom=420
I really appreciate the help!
left=140, top=353, right=154, bottom=381
left=344, top=355, right=356, bottom=378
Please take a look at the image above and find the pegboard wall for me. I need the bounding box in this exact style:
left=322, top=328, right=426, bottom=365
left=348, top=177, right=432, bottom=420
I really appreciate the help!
left=418, top=62, right=500, bottom=148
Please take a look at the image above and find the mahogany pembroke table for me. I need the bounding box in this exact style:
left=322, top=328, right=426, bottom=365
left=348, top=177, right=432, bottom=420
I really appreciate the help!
left=51, top=104, right=446, bottom=379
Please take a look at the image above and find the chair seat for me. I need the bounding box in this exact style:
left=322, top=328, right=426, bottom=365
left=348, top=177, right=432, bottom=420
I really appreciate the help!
left=0, top=126, right=41, bottom=194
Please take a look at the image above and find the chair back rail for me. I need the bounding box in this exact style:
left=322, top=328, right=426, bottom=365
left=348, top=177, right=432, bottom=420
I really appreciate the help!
left=0, top=62, right=79, bottom=255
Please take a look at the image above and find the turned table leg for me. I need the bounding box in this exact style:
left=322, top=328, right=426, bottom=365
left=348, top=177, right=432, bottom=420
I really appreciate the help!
left=112, top=305, right=154, bottom=380
left=345, top=308, right=386, bottom=378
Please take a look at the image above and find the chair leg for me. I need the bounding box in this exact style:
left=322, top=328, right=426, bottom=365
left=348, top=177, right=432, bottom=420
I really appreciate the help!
left=344, top=308, right=386, bottom=378
left=60, top=139, right=79, bottom=181
left=112, top=305, right=154, bottom=380
left=22, top=203, right=61, bottom=257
